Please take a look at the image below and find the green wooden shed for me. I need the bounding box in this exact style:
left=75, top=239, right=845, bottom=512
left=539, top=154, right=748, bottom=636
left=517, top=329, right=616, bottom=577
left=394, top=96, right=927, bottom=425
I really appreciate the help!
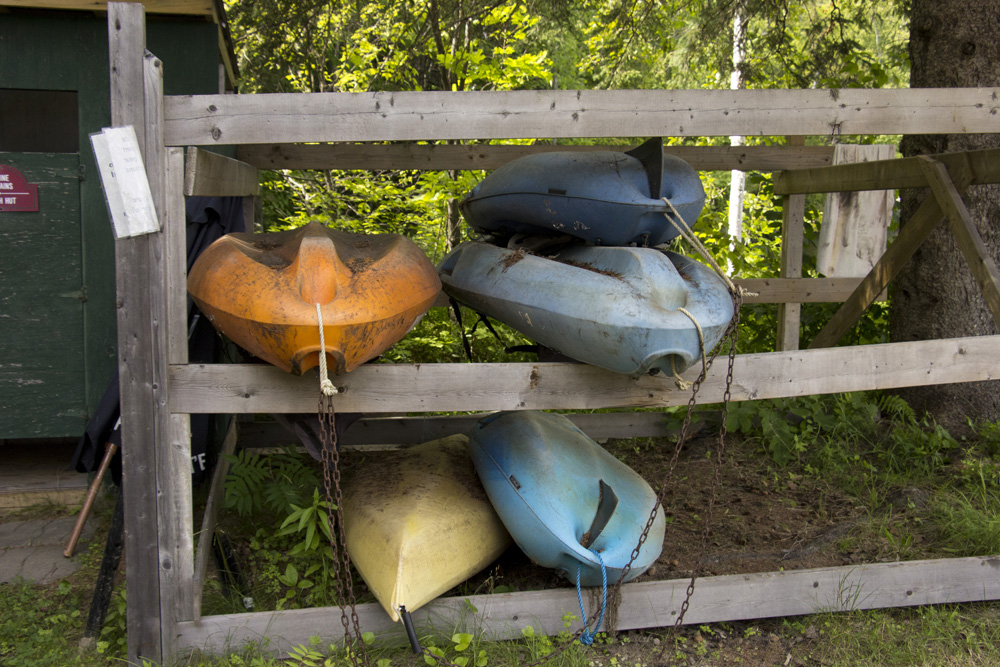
left=0, top=0, right=237, bottom=439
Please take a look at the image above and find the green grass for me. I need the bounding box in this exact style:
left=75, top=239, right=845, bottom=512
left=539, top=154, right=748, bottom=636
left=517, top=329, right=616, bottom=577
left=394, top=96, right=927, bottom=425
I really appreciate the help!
left=798, top=605, right=1000, bottom=666
left=5, top=401, right=1000, bottom=667
left=0, top=577, right=113, bottom=666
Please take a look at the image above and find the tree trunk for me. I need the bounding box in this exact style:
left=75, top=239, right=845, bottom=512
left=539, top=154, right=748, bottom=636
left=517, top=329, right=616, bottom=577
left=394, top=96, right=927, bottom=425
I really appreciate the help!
left=891, top=0, right=1000, bottom=428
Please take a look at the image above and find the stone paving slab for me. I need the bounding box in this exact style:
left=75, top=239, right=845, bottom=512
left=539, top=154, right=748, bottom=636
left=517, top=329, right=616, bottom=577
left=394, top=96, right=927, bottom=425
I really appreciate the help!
left=0, top=516, right=97, bottom=584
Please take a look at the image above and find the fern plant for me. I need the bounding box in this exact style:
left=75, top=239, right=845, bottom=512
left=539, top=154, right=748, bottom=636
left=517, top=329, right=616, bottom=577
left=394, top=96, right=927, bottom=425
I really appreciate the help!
left=224, top=446, right=320, bottom=518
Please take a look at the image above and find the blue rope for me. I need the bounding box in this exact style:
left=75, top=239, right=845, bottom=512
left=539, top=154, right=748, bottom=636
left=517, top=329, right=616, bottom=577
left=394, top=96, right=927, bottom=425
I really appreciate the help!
left=575, top=550, right=607, bottom=646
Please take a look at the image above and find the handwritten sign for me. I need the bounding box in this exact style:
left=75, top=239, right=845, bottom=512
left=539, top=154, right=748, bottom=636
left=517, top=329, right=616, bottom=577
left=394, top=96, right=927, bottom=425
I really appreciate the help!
left=0, top=165, right=40, bottom=212
left=90, top=126, right=160, bottom=238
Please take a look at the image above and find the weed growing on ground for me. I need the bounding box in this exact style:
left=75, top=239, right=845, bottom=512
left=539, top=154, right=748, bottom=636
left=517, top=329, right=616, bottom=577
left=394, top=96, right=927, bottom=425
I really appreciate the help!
left=807, top=604, right=1000, bottom=666
left=0, top=577, right=115, bottom=666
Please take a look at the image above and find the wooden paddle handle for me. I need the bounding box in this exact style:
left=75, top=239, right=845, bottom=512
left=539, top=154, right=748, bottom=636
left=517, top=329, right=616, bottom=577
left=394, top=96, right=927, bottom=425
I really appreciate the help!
left=64, top=442, right=118, bottom=558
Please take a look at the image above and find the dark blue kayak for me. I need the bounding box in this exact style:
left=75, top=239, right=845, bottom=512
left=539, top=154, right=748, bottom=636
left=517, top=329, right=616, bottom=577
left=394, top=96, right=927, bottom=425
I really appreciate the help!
left=459, top=137, right=705, bottom=247
left=468, top=410, right=665, bottom=587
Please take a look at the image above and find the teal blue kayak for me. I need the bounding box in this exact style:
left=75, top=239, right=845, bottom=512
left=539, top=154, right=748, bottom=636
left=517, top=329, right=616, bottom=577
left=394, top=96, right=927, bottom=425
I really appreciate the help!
left=438, top=242, right=734, bottom=377
left=468, top=410, right=665, bottom=587
left=459, top=138, right=705, bottom=247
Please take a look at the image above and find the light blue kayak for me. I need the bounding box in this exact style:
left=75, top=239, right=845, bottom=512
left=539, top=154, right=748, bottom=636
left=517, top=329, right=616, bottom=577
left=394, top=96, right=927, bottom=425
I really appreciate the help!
left=438, top=242, right=734, bottom=377
left=459, top=138, right=705, bottom=247
left=468, top=410, right=665, bottom=587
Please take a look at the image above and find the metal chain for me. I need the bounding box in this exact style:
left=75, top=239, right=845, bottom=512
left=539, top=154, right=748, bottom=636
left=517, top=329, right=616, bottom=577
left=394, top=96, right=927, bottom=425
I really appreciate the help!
left=613, top=287, right=742, bottom=634
left=675, top=290, right=742, bottom=626
left=319, top=393, right=370, bottom=667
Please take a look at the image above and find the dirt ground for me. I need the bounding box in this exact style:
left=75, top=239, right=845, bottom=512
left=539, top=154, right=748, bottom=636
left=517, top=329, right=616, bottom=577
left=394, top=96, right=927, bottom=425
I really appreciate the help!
left=324, top=423, right=901, bottom=667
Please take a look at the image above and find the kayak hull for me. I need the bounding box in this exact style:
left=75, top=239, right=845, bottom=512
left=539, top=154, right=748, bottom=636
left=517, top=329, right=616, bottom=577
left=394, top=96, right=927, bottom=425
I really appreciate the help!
left=188, top=222, right=441, bottom=375
left=459, top=146, right=704, bottom=246
left=438, top=242, right=734, bottom=377
left=342, top=435, right=511, bottom=622
left=469, top=411, right=665, bottom=586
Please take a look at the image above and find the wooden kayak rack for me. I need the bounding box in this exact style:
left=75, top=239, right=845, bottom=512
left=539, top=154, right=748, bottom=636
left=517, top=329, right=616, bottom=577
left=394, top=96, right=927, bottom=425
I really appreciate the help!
left=105, top=4, right=1000, bottom=663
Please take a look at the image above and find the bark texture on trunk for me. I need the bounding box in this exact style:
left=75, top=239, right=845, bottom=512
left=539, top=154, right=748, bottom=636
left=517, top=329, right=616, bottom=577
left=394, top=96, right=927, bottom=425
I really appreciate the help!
left=891, top=0, right=1000, bottom=427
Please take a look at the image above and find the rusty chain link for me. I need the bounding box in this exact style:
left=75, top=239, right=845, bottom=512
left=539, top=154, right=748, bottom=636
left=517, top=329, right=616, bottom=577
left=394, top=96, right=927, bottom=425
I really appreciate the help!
left=319, top=392, right=370, bottom=667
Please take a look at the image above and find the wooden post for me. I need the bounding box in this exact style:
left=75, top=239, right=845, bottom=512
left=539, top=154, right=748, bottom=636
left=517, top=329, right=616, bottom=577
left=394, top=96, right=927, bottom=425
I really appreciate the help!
left=108, top=5, right=162, bottom=662
left=164, top=143, right=196, bottom=627
left=108, top=3, right=187, bottom=661
left=776, top=136, right=805, bottom=351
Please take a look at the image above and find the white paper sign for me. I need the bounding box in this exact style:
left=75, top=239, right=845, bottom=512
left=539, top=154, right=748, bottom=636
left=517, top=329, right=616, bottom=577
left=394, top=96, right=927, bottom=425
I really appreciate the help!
left=90, top=126, right=160, bottom=238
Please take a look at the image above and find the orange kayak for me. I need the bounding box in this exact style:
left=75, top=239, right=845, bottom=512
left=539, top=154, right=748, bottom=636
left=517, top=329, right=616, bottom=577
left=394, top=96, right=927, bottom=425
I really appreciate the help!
left=188, top=222, right=441, bottom=375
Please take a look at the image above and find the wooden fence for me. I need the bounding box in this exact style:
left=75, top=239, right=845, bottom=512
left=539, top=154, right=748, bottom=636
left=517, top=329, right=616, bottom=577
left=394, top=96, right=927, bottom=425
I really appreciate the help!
left=104, top=4, right=1000, bottom=663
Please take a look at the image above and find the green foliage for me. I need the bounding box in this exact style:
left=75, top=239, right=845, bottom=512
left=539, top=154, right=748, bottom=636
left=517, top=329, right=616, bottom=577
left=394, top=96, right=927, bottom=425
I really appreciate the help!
left=0, top=578, right=106, bottom=666
left=421, top=632, right=489, bottom=667
left=98, top=586, right=129, bottom=658
left=811, top=605, right=1000, bottom=666
left=286, top=632, right=375, bottom=667
left=928, top=490, right=1000, bottom=557
left=724, top=392, right=958, bottom=477
left=224, top=447, right=320, bottom=518
left=220, top=447, right=354, bottom=611
left=380, top=305, right=538, bottom=365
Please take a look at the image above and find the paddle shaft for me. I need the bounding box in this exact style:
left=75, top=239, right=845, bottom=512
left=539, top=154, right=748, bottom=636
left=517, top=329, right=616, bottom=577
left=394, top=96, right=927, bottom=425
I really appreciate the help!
left=64, top=442, right=118, bottom=558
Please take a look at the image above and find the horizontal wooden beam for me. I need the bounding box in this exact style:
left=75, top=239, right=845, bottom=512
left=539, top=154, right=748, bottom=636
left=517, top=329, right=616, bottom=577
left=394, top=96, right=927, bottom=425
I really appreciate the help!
left=163, top=88, right=1000, bottom=146
left=239, top=411, right=683, bottom=448
left=235, top=143, right=835, bottom=172
left=774, top=147, right=1000, bottom=195
left=0, top=0, right=215, bottom=17
left=728, top=278, right=871, bottom=304
left=176, top=555, right=1000, bottom=655
left=184, top=147, right=259, bottom=197
left=168, top=335, right=1000, bottom=414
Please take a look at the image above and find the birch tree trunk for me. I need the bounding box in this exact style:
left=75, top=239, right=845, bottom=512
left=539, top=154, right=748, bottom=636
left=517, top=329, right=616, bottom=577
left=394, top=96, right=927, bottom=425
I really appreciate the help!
left=726, top=7, right=746, bottom=273
left=890, top=0, right=1000, bottom=427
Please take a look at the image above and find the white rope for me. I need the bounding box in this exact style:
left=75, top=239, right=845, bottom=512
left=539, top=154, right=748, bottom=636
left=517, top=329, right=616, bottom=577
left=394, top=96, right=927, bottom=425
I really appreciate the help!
left=661, top=197, right=758, bottom=299
left=670, top=306, right=707, bottom=390
left=315, top=303, right=339, bottom=397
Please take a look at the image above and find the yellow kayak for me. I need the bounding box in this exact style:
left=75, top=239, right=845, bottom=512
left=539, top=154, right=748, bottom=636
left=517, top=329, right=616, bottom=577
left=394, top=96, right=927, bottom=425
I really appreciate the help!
left=342, top=435, right=511, bottom=622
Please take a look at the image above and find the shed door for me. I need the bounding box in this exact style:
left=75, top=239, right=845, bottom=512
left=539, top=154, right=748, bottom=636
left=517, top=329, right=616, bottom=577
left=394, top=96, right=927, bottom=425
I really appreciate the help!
left=0, top=152, right=87, bottom=438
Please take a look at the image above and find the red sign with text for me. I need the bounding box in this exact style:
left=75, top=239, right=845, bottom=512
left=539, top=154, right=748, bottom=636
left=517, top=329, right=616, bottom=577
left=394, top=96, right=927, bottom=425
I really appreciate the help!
left=0, top=165, right=40, bottom=212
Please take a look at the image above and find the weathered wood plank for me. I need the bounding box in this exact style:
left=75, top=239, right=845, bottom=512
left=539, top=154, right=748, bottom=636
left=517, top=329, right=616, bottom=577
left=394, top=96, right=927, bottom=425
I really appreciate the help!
left=238, top=411, right=682, bottom=449
left=0, top=0, right=216, bottom=17
left=108, top=4, right=162, bottom=663
left=808, top=166, right=974, bottom=349
left=165, top=148, right=188, bottom=364
left=192, top=420, right=237, bottom=620
left=168, top=335, right=1000, bottom=414
left=776, top=144, right=805, bottom=351
left=774, top=147, right=1000, bottom=195
left=144, top=50, right=191, bottom=660
left=163, top=88, right=1000, bottom=146
left=734, top=278, right=872, bottom=304
left=175, top=555, right=1000, bottom=655
left=184, top=147, right=260, bottom=197
left=167, top=146, right=196, bottom=622
left=919, top=156, right=1000, bottom=329
left=816, top=145, right=895, bottom=278
left=235, top=143, right=835, bottom=172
